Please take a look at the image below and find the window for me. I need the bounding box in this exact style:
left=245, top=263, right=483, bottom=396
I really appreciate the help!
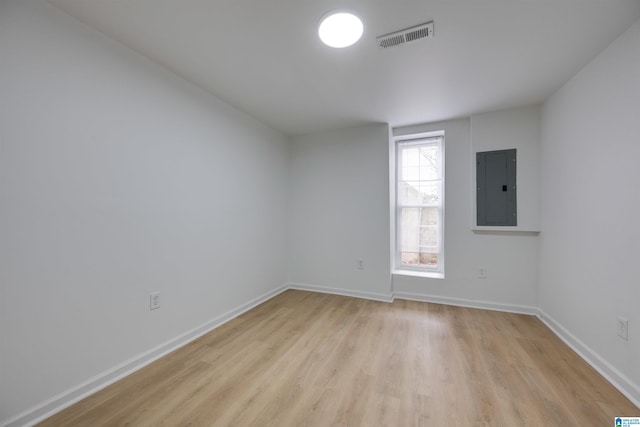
left=394, top=134, right=444, bottom=274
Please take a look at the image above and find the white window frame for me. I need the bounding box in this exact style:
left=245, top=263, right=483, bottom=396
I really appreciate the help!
left=392, top=131, right=445, bottom=278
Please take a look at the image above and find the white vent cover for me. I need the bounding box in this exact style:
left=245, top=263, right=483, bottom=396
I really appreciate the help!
left=376, top=21, right=434, bottom=49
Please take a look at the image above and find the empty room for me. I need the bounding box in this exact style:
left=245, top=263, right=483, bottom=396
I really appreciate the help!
left=1, top=0, right=639, bottom=425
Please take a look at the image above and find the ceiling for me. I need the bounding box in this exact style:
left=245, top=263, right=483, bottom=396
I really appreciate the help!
left=48, top=0, right=640, bottom=136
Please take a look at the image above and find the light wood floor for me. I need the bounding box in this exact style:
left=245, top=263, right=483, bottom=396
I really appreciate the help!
left=39, top=290, right=638, bottom=426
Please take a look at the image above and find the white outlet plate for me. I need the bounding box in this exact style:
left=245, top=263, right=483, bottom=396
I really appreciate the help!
left=150, top=292, right=161, bottom=311
left=617, top=317, right=628, bottom=340
left=478, top=267, right=487, bottom=279
left=357, top=259, right=364, bottom=270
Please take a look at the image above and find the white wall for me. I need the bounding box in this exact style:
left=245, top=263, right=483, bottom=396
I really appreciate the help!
left=2, top=0, right=638, bottom=422
left=392, top=117, right=539, bottom=311
left=288, top=124, right=392, bottom=300
left=0, top=1, right=289, bottom=423
left=471, top=106, right=541, bottom=231
left=539, top=18, right=640, bottom=402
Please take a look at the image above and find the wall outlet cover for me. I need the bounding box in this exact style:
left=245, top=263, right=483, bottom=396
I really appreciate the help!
left=150, top=292, right=161, bottom=311
left=617, top=317, right=629, bottom=341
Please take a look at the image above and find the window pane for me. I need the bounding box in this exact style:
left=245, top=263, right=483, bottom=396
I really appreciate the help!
left=419, top=146, right=440, bottom=180
left=419, top=253, right=438, bottom=266
left=399, top=181, right=419, bottom=205
left=420, top=224, right=438, bottom=248
left=401, top=252, right=419, bottom=265
left=400, top=207, right=439, bottom=251
left=398, top=182, right=439, bottom=205
left=419, top=183, right=439, bottom=204
left=400, top=207, right=421, bottom=252
left=402, top=166, right=419, bottom=181
left=403, top=147, right=420, bottom=166
left=420, top=207, right=438, bottom=225
left=401, top=252, right=438, bottom=267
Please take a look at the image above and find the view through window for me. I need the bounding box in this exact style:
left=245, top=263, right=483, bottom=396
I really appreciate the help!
left=395, top=135, right=444, bottom=273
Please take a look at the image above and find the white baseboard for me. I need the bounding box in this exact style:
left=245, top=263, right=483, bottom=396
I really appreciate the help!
left=396, top=292, right=640, bottom=408
left=2, top=284, right=289, bottom=427
left=288, top=282, right=394, bottom=303
left=5, top=285, right=638, bottom=426
left=393, top=291, right=539, bottom=315
left=537, top=310, right=640, bottom=409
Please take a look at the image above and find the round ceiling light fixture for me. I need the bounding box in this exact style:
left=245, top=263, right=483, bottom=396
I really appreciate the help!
left=318, top=11, right=364, bottom=48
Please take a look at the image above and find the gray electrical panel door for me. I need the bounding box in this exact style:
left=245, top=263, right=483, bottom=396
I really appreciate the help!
left=476, top=149, right=517, bottom=226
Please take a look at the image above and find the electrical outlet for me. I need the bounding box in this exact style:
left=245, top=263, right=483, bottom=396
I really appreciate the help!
left=617, top=317, right=628, bottom=340
left=477, top=267, right=487, bottom=279
left=150, top=292, right=161, bottom=311
left=357, top=259, right=364, bottom=270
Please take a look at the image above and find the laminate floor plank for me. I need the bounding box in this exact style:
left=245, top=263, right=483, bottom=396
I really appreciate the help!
left=38, top=290, right=639, bottom=426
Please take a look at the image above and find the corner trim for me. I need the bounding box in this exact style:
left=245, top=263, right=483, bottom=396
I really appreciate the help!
left=288, top=282, right=394, bottom=303
left=1, top=284, right=290, bottom=427
left=537, top=310, right=640, bottom=409
left=393, top=291, right=539, bottom=315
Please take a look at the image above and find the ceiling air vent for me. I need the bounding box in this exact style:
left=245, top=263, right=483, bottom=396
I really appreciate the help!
left=376, top=21, right=434, bottom=49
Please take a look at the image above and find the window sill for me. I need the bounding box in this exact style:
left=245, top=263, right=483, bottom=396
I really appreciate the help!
left=392, top=270, right=444, bottom=280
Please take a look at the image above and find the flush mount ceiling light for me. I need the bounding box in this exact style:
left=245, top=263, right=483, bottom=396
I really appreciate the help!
left=318, top=11, right=363, bottom=48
